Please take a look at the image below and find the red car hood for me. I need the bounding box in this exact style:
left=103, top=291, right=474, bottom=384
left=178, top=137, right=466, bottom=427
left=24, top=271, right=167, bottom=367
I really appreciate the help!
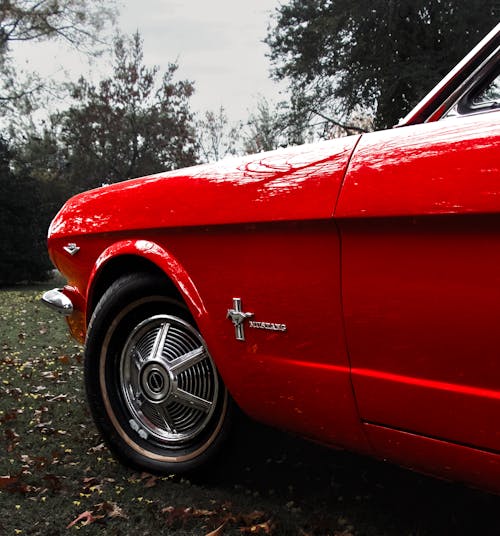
left=49, top=136, right=360, bottom=238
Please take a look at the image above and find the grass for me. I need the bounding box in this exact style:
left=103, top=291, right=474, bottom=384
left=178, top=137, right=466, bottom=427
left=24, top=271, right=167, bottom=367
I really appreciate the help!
left=1, top=286, right=500, bottom=535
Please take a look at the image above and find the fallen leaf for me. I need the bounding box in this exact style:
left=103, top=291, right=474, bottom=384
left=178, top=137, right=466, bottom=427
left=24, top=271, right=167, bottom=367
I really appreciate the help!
left=161, top=505, right=197, bottom=527
left=193, top=509, right=217, bottom=517
left=66, top=510, right=104, bottom=529
left=0, top=474, right=31, bottom=494
left=0, top=410, right=18, bottom=424
left=47, top=393, right=67, bottom=402
left=41, top=371, right=59, bottom=380
left=144, top=476, right=158, bottom=488
left=239, top=520, right=273, bottom=534
left=96, top=501, right=128, bottom=519
left=240, top=511, right=265, bottom=525
left=42, top=474, right=62, bottom=492
left=5, top=429, right=20, bottom=440
left=0, top=475, right=18, bottom=490
left=161, top=506, right=174, bottom=514
left=206, top=522, right=227, bottom=536
left=87, top=442, right=106, bottom=454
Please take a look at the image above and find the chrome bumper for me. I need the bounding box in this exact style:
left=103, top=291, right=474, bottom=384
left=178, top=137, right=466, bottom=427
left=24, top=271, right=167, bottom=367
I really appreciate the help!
left=41, top=288, right=74, bottom=316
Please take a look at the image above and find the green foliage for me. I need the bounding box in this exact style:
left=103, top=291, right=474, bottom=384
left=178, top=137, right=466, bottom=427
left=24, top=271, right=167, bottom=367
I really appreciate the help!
left=266, top=0, right=498, bottom=130
left=54, top=32, right=197, bottom=191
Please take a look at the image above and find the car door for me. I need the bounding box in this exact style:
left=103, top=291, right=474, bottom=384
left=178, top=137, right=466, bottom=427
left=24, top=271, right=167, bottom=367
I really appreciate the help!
left=335, top=106, right=500, bottom=453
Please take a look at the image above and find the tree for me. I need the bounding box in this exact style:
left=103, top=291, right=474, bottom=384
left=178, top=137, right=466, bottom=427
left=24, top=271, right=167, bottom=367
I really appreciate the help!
left=266, top=1, right=498, bottom=130
left=55, top=32, right=197, bottom=191
left=243, top=98, right=283, bottom=154
left=196, top=107, right=241, bottom=162
left=0, top=0, right=115, bottom=50
left=0, top=0, right=116, bottom=115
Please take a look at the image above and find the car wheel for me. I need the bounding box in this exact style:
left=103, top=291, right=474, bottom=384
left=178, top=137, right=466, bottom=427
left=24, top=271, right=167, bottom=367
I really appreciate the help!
left=84, top=273, right=233, bottom=474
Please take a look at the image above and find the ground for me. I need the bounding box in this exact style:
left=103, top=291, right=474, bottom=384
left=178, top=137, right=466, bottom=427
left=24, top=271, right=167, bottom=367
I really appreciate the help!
left=1, top=286, right=500, bottom=535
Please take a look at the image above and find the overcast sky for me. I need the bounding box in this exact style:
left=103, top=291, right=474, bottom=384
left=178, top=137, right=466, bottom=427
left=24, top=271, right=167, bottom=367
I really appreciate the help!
left=12, top=0, right=285, bottom=123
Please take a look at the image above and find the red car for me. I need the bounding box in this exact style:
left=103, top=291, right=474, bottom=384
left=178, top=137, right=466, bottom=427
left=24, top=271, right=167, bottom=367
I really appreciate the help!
left=43, top=24, right=499, bottom=492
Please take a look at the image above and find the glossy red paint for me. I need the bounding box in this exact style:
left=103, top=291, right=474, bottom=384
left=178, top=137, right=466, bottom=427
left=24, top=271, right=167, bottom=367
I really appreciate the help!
left=364, top=424, right=500, bottom=494
left=45, top=26, right=500, bottom=492
left=51, top=222, right=369, bottom=454
left=88, top=239, right=208, bottom=319
left=48, top=137, right=368, bottom=456
left=335, top=113, right=500, bottom=218
left=167, top=222, right=368, bottom=453
left=49, top=136, right=359, bottom=238
left=336, top=110, right=500, bottom=456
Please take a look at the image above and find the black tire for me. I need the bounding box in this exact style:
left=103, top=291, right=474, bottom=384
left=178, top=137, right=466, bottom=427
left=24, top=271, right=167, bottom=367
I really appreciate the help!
left=84, top=273, right=233, bottom=474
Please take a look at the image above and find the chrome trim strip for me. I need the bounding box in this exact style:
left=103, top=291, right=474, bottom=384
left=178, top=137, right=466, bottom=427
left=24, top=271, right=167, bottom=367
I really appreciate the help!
left=41, top=288, right=74, bottom=316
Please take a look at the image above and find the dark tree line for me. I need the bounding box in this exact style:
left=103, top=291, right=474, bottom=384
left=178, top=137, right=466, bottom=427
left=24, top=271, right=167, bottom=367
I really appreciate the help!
left=0, top=137, right=58, bottom=283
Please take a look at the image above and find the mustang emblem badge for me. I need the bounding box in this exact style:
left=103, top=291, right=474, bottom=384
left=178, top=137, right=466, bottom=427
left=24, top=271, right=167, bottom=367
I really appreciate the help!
left=226, top=298, right=253, bottom=341
left=63, top=243, right=80, bottom=256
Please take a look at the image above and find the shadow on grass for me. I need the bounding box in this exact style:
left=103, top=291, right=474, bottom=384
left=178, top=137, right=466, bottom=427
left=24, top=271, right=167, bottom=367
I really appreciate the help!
left=201, top=415, right=500, bottom=535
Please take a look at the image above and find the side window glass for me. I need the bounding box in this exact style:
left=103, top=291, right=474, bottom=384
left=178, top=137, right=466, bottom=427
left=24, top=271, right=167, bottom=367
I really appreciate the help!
left=453, top=66, right=500, bottom=116
left=470, top=73, right=500, bottom=107
left=444, top=57, right=500, bottom=119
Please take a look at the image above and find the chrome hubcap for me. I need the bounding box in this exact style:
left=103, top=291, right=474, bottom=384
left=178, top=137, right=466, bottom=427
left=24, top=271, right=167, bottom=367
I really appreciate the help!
left=139, top=361, right=172, bottom=403
left=120, top=314, right=219, bottom=445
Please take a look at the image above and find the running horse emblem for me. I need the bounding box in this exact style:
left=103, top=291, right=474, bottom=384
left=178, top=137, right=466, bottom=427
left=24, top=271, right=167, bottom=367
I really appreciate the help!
left=226, top=298, right=254, bottom=341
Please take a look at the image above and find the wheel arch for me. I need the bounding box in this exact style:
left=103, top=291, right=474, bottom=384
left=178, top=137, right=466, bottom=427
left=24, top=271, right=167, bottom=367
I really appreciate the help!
left=86, top=240, right=208, bottom=330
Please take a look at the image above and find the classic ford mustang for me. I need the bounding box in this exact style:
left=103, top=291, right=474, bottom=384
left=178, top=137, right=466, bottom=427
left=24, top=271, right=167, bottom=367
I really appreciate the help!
left=43, top=24, right=499, bottom=491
